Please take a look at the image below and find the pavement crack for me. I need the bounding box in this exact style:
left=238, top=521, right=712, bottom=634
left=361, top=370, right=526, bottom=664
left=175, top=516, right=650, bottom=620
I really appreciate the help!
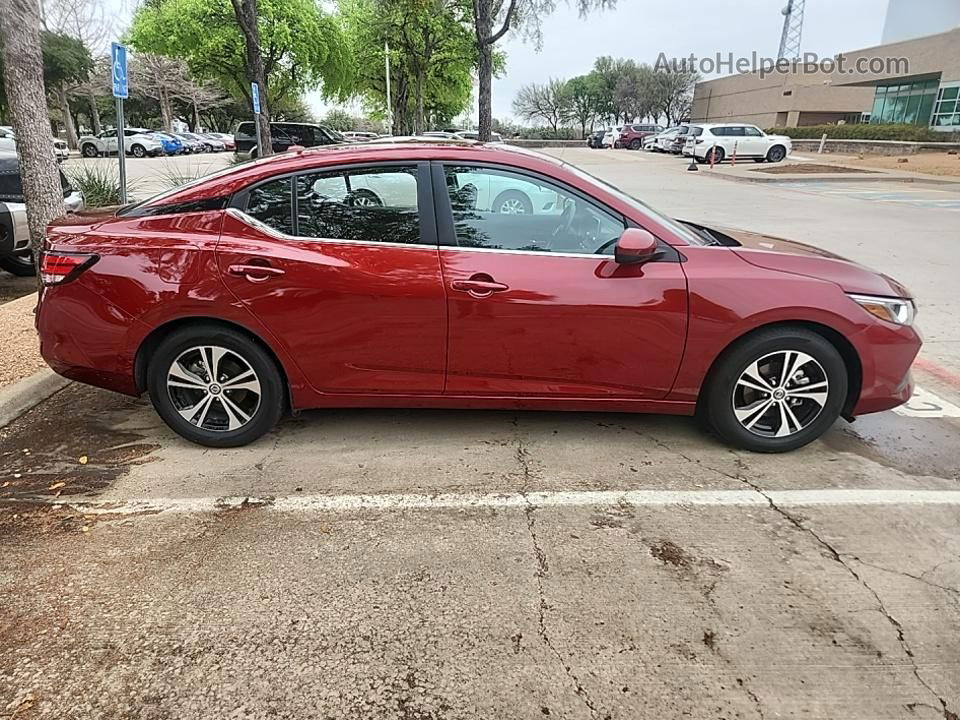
left=845, top=556, right=960, bottom=608
left=512, top=419, right=601, bottom=719
left=728, top=455, right=957, bottom=720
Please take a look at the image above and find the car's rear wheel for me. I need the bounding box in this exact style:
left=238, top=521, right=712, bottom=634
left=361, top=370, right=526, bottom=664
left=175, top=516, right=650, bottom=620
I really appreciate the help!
left=131, top=144, right=147, bottom=158
left=629, top=138, right=642, bottom=150
left=0, top=250, right=36, bottom=276
left=493, top=190, right=532, bottom=215
left=147, top=325, right=285, bottom=447
left=81, top=143, right=98, bottom=158
left=706, top=146, right=725, bottom=164
left=348, top=189, right=383, bottom=207
left=767, top=145, right=787, bottom=163
left=703, top=327, right=847, bottom=453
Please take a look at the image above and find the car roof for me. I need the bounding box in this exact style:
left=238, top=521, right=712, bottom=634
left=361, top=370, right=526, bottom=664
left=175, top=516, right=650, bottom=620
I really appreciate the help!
left=137, top=142, right=569, bottom=207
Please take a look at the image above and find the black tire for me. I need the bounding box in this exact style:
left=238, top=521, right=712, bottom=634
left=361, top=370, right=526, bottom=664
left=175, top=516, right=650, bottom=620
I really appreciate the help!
left=629, top=138, right=642, bottom=150
left=0, top=252, right=36, bottom=276
left=131, top=144, right=147, bottom=158
left=147, top=324, right=285, bottom=447
left=767, top=145, right=787, bottom=163
left=703, top=327, right=847, bottom=453
left=81, top=143, right=99, bottom=158
left=706, top=146, right=725, bottom=164
left=493, top=189, right=533, bottom=215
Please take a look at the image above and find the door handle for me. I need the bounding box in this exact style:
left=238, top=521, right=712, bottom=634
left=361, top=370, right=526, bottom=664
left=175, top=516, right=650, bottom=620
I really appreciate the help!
left=227, top=263, right=285, bottom=283
left=450, top=278, right=509, bottom=297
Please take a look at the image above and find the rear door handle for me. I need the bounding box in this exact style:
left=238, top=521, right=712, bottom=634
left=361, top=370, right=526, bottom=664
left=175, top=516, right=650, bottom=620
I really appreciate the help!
left=227, top=263, right=285, bottom=282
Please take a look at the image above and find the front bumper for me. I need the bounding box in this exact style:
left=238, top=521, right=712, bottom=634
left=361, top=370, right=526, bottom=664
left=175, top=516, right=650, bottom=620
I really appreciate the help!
left=849, top=320, right=922, bottom=416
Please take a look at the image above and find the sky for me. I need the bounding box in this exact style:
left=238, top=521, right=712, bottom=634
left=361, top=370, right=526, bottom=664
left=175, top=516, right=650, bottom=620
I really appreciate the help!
left=106, top=0, right=891, bottom=124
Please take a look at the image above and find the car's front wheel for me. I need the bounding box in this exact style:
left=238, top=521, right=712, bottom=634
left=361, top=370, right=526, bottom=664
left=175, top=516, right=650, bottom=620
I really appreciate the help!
left=767, top=145, right=787, bottom=163
left=147, top=325, right=285, bottom=447
left=131, top=144, right=147, bottom=158
left=629, top=138, right=642, bottom=150
left=493, top=190, right=532, bottom=215
left=703, top=327, right=847, bottom=453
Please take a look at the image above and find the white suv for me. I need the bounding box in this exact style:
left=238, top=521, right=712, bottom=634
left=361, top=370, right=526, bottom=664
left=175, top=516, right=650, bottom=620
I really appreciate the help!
left=683, top=123, right=792, bottom=164
left=78, top=128, right=165, bottom=158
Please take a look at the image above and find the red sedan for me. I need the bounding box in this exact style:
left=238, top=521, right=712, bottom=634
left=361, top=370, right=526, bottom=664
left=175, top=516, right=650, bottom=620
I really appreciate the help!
left=36, top=143, right=920, bottom=452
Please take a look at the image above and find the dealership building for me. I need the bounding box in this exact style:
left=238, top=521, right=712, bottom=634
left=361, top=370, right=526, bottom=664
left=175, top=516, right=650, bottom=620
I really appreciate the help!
left=689, top=2, right=960, bottom=132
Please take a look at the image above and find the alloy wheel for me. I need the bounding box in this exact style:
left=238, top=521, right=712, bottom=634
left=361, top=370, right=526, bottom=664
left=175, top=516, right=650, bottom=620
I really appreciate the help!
left=166, top=345, right=262, bottom=432
left=499, top=198, right=526, bottom=215
left=731, top=350, right=829, bottom=438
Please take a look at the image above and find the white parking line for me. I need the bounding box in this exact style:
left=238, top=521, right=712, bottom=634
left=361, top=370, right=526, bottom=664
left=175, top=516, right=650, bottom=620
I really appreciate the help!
left=48, top=488, right=960, bottom=517
left=893, top=386, right=960, bottom=418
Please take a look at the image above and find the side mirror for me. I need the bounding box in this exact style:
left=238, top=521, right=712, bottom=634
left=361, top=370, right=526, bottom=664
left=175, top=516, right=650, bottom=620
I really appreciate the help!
left=615, top=228, right=659, bottom=265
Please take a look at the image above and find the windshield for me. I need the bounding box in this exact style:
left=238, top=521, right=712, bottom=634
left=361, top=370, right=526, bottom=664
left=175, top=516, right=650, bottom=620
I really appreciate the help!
left=560, top=162, right=706, bottom=246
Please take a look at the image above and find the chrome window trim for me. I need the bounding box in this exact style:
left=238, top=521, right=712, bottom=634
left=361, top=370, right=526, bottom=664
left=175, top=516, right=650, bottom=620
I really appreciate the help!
left=225, top=208, right=437, bottom=250
left=226, top=208, right=613, bottom=259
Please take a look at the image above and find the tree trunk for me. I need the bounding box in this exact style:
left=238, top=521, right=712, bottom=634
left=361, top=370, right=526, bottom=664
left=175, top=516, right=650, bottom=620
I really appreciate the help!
left=159, top=89, right=173, bottom=132
left=231, top=0, right=273, bottom=155
left=0, top=0, right=65, bottom=272
left=414, top=67, right=425, bottom=135
left=58, top=86, right=79, bottom=149
left=88, top=90, right=102, bottom=134
left=475, top=0, right=493, bottom=142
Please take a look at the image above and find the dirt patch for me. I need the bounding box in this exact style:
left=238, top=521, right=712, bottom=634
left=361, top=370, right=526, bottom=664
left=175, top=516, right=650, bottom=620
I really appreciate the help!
left=825, top=151, right=960, bottom=178
left=650, top=540, right=692, bottom=568
left=0, top=274, right=36, bottom=305
left=752, top=163, right=876, bottom=175
left=0, top=383, right=159, bottom=502
left=0, top=292, right=44, bottom=389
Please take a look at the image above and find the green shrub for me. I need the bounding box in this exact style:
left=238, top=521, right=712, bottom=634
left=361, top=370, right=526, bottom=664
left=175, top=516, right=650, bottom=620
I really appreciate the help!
left=766, top=124, right=959, bottom=142
left=66, top=165, right=136, bottom=208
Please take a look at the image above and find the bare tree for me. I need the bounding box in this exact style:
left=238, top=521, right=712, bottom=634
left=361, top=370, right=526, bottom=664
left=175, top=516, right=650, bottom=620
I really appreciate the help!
left=229, top=0, right=272, bottom=155
left=0, top=0, right=65, bottom=270
left=654, top=67, right=698, bottom=126
left=512, top=79, right=570, bottom=132
left=44, top=0, right=112, bottom=137
left=131, top=52, right=188, bottom=131
left=179, top=82, right=229, bottom=131
left=471, top=0, right=615, bottom=141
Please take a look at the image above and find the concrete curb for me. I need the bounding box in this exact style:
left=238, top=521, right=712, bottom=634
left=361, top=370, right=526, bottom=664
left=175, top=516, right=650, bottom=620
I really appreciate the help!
left=0, top=370, right=71, bottom=429
left=699, top=170, right=960, bottom=186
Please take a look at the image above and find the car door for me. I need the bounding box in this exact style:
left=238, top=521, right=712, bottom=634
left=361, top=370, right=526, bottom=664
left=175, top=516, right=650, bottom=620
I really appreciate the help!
left=100, top=130, right=118, bottom=154
left=435, top=162, right=688, bottom=399
left=217, top=162, right=447, bottom=394
left=742, top=125, right=768, bottom=156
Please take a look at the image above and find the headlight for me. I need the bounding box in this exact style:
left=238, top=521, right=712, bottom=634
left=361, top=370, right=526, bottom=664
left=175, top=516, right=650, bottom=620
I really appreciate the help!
left=848, top=293, right=916, bottom=326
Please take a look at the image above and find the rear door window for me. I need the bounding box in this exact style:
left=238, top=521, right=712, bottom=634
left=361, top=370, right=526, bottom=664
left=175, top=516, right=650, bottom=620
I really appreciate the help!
left=296, top=166, right=421, bottom=244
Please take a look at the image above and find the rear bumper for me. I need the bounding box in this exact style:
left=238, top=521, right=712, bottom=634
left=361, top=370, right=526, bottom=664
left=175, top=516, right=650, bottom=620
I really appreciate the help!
left=37, top=281, right=144, bottom=396
left=849, top=321, right=922, bottom=416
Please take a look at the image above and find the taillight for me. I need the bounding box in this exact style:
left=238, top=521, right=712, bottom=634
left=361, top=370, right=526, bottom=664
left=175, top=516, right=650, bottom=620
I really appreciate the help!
left=39, top=252, right=98, bottom=286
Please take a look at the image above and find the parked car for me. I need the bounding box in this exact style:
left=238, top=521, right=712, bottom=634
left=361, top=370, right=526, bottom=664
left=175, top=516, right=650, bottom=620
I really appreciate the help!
left=0, top=151, right=83, bottom=276
left=453, top=130, right=504, bottom=143
left=669, top=125, right=692, bottom=154
left=618, top=124, right=665, bottom=150
left=1, top=126, right=70, bottom=162
left=151, top=132, right=185, bottom=156
left=684, top=123, right=792, bottom=164
left=184, top=132, right=224, bottom=152
left=173, top=132, right=206, bottom=153
left=79, top=128, right=165, bottom=158
left=342, top=131, right=379, bottom=142
left=234, top=121, right=342, bottom=159
left=601, top=126, right=622, bottom=148
left=644, top=126, right=682, bottom=152
left=36, top=143, right=920, bottom=452
left=586, top=129, right=605, bottom=149
left=203, top=132, right=235, bottom=151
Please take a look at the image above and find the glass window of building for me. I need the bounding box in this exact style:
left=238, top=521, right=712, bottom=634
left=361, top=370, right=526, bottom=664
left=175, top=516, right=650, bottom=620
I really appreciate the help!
left=869, top=79, right=939, bottom=126
left=932, top=84, right=960, bottom=129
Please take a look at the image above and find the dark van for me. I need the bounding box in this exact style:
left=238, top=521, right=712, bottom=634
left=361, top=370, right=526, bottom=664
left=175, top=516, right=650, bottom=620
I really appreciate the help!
left=234, top=121, right=343, bottom=158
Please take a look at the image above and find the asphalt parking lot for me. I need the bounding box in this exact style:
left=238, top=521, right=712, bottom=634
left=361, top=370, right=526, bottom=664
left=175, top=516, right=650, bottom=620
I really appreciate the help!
left=2, top=148, right=959, bottom=719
